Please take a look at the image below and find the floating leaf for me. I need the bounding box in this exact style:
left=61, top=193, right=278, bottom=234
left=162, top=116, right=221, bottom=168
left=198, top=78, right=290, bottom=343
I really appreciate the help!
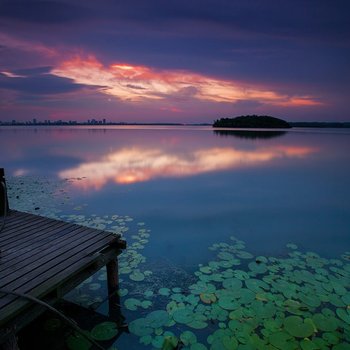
left=269, top=331, right=294, bottom=349
left=284, top=316, right=315, bottom=338
left=200, top=293, right=217, bottom=304
left=129, top=318, right=153, bottom=337
left=159, top=288, right=171, bottom=296
left=146, top=310, right=171, bottom=328
left=180, top=331, right=197, bottom=346
left=66, top=332, right=91, bottom=350
left=124, top=298, right=140, bottom=311
left=336, top=308, right=350, bottom=324
left=173, top=308, right=194, bottom=324
left=90, top=322, right=118, bottom=341
left=312, top=313, right=338, bottom=331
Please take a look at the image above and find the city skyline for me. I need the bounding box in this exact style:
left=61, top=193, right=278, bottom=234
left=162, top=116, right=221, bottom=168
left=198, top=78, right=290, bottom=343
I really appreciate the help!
left=1, top=0, right=349, bottom=123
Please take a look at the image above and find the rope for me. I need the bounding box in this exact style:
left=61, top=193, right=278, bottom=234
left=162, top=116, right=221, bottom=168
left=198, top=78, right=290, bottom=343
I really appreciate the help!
left=0, top=288, right=106, bottom=350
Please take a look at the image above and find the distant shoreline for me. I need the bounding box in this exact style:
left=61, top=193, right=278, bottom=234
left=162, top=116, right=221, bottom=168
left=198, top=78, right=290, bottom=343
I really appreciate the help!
left=1, top=122, right=350, bottom=128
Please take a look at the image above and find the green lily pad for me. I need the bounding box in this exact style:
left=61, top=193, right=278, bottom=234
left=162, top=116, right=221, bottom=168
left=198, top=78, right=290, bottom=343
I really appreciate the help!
left=66, top=332, right=91, bottom=350
left=139, top=334, right=152, bottom=345
left=333, top=343, right=350, bottom=350
left=218, top=294, right=239, bottom=310
left=146, top=310, right=170, bottom=328
left=173, top=308, right=194, bottom=324
left=129, top=318, right=153, bottom=336
left=245, top=279, right=269, bottom=293
left=236, top=251, right=254, bottom=259
left=222, top=278, right=242, bottom=291
left=144, top=290, right=154, bottom=298
left=300, top=339, right=320, bottom=350
left=190, top=343, right=207, bottom=350
left=200, top=293, right=217, bottom=304
left=269, top=331, right=293, bottom=349
left=180, top=331, right=197, bottom=346
left=248, top=262, right=267, bottom=274
left=312, top=313, right=338, bottom=331
left=130, top=270, right=145, bottom=281
left=284, top=316, right=315, bottom=338
left=233, top=270, right=250, bottom=280
left=90, top=322, right=118, bottom=341
left=336, top=308, right=350, bottom=324
left=341, top=293, right=350, bottom=305
left=218, top=251, right=234, bottom=260
left=124, top=298, right=140, bottom=311
left=159, top=288, right=171, bottom=296
left=322, top=332, right=340, bottom=345
left=162, top=335, right=178, bottom=350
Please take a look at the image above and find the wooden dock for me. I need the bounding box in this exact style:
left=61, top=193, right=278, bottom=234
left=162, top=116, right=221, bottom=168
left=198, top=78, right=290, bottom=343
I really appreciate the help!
left=0, top=208, right=126, bottom=345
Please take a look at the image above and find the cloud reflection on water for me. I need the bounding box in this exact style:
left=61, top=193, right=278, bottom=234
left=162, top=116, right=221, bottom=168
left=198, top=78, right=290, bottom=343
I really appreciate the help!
left=59, top=145, right=316, bottom=189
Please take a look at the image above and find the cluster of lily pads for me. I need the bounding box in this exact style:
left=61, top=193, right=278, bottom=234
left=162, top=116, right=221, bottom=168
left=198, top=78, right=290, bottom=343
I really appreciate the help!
left=122, top=237, right=350, bottom=350
left=7, top=175, right=72, bottom=218
left=62, top=214, right=152, bottom=309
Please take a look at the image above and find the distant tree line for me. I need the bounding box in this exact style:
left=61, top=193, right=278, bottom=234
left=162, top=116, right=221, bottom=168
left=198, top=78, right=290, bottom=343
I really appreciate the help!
left=213, top=115, right=291, bottom=128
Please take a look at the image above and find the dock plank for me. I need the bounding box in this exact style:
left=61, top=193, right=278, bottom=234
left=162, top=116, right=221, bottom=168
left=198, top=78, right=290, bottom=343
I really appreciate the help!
left=0, top=210, right=125, bottom=329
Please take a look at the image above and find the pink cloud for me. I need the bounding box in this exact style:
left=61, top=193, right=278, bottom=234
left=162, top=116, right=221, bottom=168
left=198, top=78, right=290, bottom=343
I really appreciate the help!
left=51, top=55, right=322, bottom=107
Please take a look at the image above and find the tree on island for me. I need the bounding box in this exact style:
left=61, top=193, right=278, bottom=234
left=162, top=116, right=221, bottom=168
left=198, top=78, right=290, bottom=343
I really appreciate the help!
left=213, top=115, right=291, bottom=128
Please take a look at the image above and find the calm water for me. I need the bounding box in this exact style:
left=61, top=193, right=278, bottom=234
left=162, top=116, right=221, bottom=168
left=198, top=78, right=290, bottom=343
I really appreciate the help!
left=1, top=126, right=350, bottom=349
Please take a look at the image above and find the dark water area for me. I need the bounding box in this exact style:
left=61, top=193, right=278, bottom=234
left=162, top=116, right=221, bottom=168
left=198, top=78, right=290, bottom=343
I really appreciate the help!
left=1, top=126, right=350, bottom=349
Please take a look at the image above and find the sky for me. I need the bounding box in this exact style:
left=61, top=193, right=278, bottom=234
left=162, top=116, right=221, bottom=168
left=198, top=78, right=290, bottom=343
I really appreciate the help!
left=0, top=0, right=349, bottom=123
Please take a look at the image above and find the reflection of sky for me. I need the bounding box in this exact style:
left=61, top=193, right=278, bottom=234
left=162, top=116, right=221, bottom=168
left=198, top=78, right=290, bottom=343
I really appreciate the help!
left=59, top=144, right=315, bottom=189
left=1, top=127, right=350, bottom=262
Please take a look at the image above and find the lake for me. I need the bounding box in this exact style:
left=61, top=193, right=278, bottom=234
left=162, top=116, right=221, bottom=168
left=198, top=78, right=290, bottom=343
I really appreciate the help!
left=1, top=126, right=350, bottom=349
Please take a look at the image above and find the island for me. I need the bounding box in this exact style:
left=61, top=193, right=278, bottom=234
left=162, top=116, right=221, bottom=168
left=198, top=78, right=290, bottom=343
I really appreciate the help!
left=213, top=115, right=291, bottom=128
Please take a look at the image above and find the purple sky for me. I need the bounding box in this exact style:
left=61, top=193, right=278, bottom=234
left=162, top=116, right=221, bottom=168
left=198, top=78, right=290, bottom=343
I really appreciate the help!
left=0, top=0, right=349, bottom=123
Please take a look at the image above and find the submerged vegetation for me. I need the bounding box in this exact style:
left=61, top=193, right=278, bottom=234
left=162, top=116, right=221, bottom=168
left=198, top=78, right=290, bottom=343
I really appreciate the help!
left=7, top=177, right=350, bottom=350
left=213, top=115, right=291, bottom=129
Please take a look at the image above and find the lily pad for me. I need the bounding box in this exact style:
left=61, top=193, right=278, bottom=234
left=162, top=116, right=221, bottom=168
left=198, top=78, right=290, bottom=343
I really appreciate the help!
left=312, top=313, right=338, bottom=331
left=284, top=316, right=315, bottom=338
left=173, top=308, right=194, bottom=324
left=245, top=279, right=269, bottom=293
left=180, top=331, right=197, bottom=346
left=90, top=322, right=118, bottom=341
left=129, top=318, right=153, bottom=336
left=146, top=310, right=170, bottom=328
left=222, top=278, right=242, bottom=291
left=66, top=332, right=91, bottom=350
left=200, top=293, right=217, bottom=304
left=159, top=288, right=171, bottom=296
left=130, top=270, right=145, bottom=281
left=269, top=331, right=294, bottom=349
left=124, top=298, right=140, bottom=311
left=336, top=308, right=350, bottom=324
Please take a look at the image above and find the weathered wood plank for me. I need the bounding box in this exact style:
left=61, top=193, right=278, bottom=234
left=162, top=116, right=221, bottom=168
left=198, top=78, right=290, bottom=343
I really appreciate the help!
left=0, top=215, right=48, bottom=242
left=0, top=220, right=70, bottom=250
left=0, top=247, right=119, bottom=325
left=0, top=234, right=117, bottom=306
left=0, top=225, right=96, bottom=274
left=0, top=209, right=125, bottom=332
left=0, top=228, right=111, bottom=282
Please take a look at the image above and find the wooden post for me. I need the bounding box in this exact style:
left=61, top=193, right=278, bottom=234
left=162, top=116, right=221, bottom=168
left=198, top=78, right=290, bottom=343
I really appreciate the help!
left=0, top=168, right=9, bottom=216
left=106, top=258, right=125, bottom=326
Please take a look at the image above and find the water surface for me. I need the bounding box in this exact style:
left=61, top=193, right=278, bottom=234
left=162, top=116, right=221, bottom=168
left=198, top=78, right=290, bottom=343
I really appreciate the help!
left=1, top=126, right=350, bottom=349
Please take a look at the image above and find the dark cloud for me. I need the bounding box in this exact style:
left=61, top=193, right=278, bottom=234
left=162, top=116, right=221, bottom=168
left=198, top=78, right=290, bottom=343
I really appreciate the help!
left=13, top=66, right=52, bottom=76
left=0, top=71, right=86, bottom=94
left=0, top=0, right=90, bottom=23
left=126, top=84, right=146, bottom=90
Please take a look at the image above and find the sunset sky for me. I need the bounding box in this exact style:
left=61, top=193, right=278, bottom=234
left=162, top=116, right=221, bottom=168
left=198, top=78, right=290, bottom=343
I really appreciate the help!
left=0, top=0, right=349, bottom=123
